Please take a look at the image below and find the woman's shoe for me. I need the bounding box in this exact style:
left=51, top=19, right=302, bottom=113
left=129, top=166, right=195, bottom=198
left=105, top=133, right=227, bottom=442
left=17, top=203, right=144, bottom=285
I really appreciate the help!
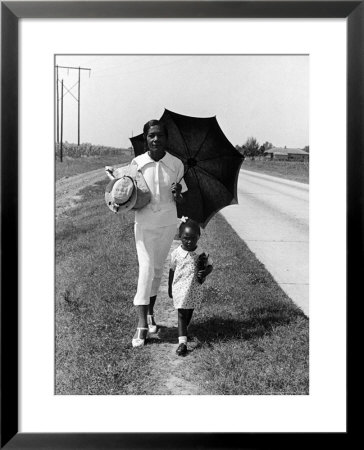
left=147, top=315, right=158, bottom=334
left=132, top=327, right=148, bottom=348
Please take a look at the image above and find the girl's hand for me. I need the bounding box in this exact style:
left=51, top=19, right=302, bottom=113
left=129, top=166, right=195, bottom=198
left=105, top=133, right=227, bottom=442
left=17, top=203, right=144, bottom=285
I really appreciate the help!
left=197, top=270, right=206, bottom=284
left=197, top=265, right=212, bottom=283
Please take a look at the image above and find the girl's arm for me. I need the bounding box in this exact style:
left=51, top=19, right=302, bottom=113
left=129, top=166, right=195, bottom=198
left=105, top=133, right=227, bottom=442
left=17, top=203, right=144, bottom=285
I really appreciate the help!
left=168, top=269, right=175, bottom=298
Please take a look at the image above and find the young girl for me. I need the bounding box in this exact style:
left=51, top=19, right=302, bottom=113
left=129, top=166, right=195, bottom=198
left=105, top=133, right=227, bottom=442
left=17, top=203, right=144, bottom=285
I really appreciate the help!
left=168, top=218, right=213, bottom=356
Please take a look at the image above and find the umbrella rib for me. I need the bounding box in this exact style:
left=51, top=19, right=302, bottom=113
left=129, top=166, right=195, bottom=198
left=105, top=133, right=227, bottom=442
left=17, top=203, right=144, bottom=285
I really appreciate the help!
left=195, top=164, right=219, bottom=181
left=198, top=154, right=243, bottom=163
left=192, top=125, right=212, bottom=160
left=179, top=166, right=190, bottom=184
left=194, top=165, right=235, bottom=198
left=173, top=123, right=192, bottom=158
left=190, top=167, right=205, bottom=222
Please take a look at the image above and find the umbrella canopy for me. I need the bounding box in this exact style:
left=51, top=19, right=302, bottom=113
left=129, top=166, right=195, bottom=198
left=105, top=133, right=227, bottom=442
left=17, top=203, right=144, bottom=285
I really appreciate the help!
left=130, top=109, right=244, bottom=228
left=130, top=134, right=145, bottom=157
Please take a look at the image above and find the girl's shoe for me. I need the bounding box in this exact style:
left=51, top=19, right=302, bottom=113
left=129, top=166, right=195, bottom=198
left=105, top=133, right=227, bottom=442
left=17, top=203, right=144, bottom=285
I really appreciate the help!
left=132, top=327, right=148, bottom=348
left=176, top=343, right=187, bottom=356
left=147, top=315, right=157, bottom=334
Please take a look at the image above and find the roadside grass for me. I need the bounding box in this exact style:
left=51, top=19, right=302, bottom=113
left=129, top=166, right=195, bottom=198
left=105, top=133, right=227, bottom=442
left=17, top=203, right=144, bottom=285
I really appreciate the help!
left=56, top=182, right=154, bottom=394
left=242, top=159, right=309, bottom=184
left=56, top=154, right=132, bottom=181
left=177, top=214, right=309, bottom=394
left=56, top=181, right=309, bottom=395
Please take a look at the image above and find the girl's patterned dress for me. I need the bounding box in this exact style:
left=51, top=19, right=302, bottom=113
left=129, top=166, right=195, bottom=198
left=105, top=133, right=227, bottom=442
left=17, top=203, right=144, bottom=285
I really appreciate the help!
left=170, top=244, right=213, bottom=309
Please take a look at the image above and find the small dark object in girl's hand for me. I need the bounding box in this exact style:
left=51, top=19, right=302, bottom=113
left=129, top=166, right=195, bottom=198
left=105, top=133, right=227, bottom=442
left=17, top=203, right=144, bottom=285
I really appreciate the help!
left=197, top=252, right=208, bottom=284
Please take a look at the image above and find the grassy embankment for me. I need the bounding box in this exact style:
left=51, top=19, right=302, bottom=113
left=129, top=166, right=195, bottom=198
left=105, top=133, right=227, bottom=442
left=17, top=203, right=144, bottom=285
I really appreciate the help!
left=56, top=155, right=131, bottom=181
left=242, top=159, right=309, bottom=184
left=56, top=177, right=309, bottom=395
left=55, top=143, right=133, bottom=181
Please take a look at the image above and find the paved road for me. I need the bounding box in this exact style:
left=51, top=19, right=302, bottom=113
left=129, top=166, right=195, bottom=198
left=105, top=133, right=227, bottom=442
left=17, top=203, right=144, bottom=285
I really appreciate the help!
left=220, top=169, right=309, bottom=316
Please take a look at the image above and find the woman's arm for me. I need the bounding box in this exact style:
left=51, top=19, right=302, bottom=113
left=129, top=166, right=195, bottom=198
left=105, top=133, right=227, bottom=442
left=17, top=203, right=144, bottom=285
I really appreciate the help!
left=168, top=269, right=175, bottom=298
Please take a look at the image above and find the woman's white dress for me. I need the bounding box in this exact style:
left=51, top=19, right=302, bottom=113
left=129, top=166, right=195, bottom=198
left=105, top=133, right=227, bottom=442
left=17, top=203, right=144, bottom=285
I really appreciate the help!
left=132, top=152, right=187, bottom=305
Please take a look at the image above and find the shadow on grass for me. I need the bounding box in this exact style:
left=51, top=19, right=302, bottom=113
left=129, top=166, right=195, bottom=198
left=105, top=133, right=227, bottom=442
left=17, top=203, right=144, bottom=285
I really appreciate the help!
left=148, top=325, right=179, bottom=344
left=190, top=305, right=306, bottom=345
left=148, top=303, right=306, bottom=347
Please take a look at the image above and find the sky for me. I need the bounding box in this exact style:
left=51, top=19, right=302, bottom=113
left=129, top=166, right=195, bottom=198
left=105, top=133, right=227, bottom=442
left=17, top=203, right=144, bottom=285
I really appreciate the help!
left=55, top=55, right=308, bottom=149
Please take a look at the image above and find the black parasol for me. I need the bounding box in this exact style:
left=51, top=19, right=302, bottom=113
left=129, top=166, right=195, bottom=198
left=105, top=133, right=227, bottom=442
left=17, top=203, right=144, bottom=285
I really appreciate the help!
left=129, top=133, right=145, bottom=157
left=130, top=109, right=244, bottom=228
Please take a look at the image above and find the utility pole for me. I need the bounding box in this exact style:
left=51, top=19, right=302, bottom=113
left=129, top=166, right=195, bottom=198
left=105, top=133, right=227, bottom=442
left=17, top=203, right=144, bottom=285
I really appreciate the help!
left=56, top=65, right=91, bottom=147
left=60, top=80, right=64, bottom=163
left=78, top=67, right=81, bottom=146
left=56, top=65, right=59, bottom=144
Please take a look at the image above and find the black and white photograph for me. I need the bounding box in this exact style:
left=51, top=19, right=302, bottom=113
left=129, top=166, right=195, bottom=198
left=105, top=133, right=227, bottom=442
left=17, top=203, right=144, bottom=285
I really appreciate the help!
left=2, top=0, right=355, bottom=442
left=55, top=54, right=309, bottom=396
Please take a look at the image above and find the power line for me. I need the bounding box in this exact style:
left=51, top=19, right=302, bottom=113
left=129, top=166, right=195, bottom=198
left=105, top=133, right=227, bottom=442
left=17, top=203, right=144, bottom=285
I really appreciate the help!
left=55, top=65, right=91, bottom=152
left=91, top=56, right=193, bottom=79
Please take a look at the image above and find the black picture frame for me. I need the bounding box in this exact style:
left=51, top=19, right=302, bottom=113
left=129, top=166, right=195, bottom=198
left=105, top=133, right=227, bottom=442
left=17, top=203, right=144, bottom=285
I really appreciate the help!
left=1, top=1, right=359, bottom=448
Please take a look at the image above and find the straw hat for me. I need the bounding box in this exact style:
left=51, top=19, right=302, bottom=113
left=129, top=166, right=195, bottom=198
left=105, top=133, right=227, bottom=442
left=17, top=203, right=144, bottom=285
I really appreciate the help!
left=105, top=176, right=137, bottom=213
left=104, top=165, right=151, bottom=213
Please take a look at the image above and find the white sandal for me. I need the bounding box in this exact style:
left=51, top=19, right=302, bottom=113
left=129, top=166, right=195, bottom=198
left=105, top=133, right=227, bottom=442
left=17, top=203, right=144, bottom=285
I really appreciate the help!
left=147, top=315, right=157, bottom=334
left=132, top=327, right=148, bottom=348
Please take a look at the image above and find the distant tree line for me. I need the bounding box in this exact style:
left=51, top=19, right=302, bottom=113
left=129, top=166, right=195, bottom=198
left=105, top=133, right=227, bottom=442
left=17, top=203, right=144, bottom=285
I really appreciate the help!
left=236, top=137, right=309, bottom=159
left=55, top=142, right=129, bottom=159
left=235, top=137, right=273, bottom=160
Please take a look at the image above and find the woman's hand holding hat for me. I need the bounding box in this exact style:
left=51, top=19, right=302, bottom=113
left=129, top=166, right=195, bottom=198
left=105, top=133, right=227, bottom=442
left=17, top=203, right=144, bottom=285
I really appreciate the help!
left=105, top=175, right=137, bottom=213
left=105, top=166, right=115, bottom=180
left=105, top=163, right=151, bottom=214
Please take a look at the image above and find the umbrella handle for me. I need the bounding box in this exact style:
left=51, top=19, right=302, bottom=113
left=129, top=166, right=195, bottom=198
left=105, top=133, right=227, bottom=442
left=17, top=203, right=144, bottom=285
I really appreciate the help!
left=174, top=176, right=185, bottom=192
left=177, top=165, right=190, bottom=185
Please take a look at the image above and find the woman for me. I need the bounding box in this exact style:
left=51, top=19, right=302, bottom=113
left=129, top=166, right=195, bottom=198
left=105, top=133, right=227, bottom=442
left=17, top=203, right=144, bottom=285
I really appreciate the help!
left=130, top=120, right=187, bottom=347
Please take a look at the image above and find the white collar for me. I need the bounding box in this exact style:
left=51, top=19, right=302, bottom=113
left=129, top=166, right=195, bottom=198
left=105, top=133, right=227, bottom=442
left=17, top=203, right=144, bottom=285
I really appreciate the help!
left=178, top=244, right=203, bottom=258
left=136, top=151, right=175, bottom=171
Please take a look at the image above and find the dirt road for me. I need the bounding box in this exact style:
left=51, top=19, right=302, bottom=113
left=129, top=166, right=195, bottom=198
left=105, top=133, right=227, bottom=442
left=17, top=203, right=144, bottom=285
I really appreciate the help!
left=147, top=240, right=208, bottom=395
left=56, top=168, right=109, bottom=219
